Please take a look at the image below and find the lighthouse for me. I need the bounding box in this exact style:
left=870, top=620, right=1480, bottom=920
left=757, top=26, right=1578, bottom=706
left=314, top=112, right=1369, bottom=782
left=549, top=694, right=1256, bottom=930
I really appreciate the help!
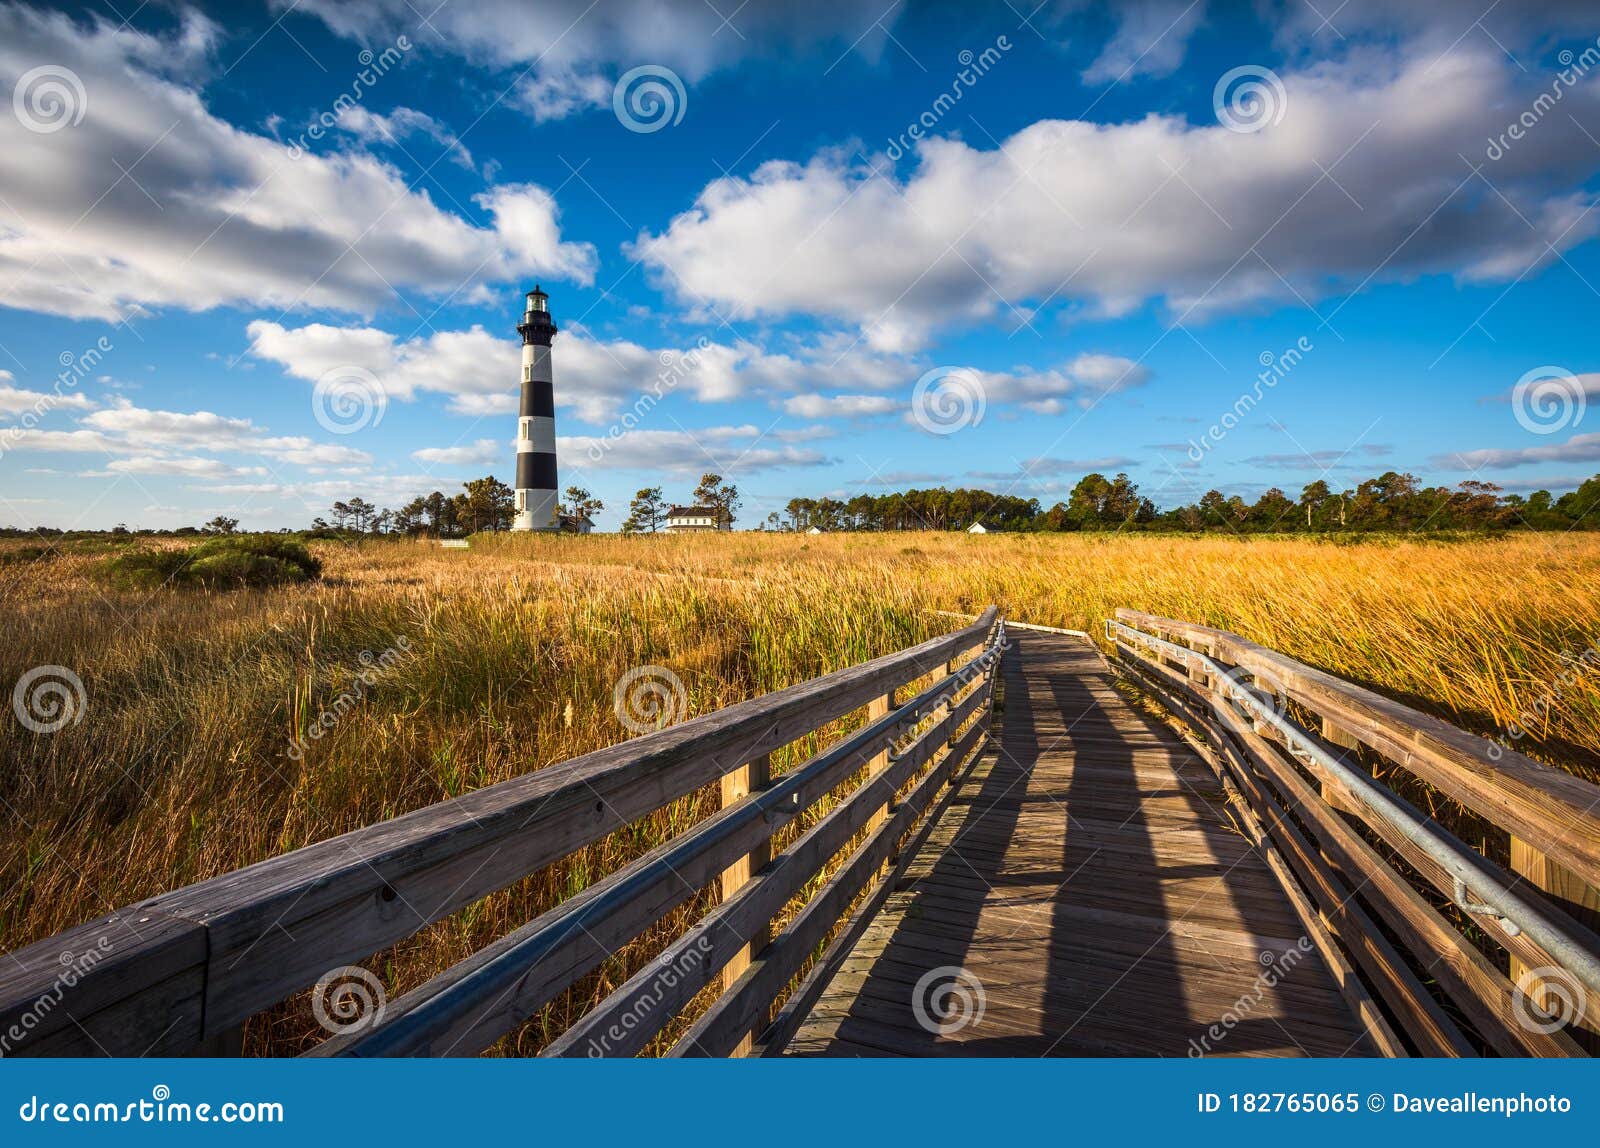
left=512, top=285, right=559, bottom=532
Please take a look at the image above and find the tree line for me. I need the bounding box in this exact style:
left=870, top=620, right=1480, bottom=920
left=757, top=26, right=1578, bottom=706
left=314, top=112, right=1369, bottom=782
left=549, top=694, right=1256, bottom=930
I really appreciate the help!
left=774, top=471, right=1600, bottom=533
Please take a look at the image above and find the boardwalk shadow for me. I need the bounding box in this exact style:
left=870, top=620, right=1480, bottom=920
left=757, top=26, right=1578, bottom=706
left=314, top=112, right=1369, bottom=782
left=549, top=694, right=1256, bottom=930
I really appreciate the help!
left=792, top=632, right=1370, bottom=1057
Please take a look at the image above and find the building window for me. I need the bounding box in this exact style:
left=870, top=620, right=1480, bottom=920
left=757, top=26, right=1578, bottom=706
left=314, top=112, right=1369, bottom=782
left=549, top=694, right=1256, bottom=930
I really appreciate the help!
left=519, top=417, right=532, bottom=441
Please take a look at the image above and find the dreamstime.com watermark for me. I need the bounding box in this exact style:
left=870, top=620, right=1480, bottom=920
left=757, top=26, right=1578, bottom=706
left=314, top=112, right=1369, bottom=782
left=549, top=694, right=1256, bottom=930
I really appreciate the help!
left=11, top=665, right=87, bottom=734
left=0, top=335, right=114, bottom=462
left=1187, top=937, right=1315, bottom=1056
left=287, top=637, right=414, bottom=761
left=1187, top=336, right=1313, bottom=461
left=311, top=965, right=388, bottom=1036
left=312, top=364, right=387, bottom=435
left=613, top=64, right=686, bottom=133
left=1512, top=965, right=1589, bottom=1035
left=285, top=38, right=413, bottom=158
left=911, top=965, right=986, bottom=1035
left=1485, top=642, right=1598, bottom=761
left=16, top=1086, right=283, bottom=1125
left=884, top=37, right=1012, bottom=162
left=0, top=937, right=112, bottom=1055
left=911, top=366, right=986, bottom=435
left=581, top=935, right=714, bottom=1055
left=586, top=337, right=712, bottom=463
left=12, top=64, right=86, bottom=134
left=1486, top=37, right=1600, bottom=161
left=1509, top=365, right=1586, bottom=436
left=613, top=665, right=688, bottom=735
left=1214, top=65, right=1287, bottom=133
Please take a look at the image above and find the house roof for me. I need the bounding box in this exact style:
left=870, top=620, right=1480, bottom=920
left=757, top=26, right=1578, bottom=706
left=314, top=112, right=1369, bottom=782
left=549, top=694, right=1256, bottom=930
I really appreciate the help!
left=666, top=505, right=720, bottom=517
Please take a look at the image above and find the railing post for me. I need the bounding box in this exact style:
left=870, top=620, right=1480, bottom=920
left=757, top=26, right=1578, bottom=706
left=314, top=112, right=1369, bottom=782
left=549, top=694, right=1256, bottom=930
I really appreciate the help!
left=719, top=752, right=772, bottom=1056
left=865, top=694, right=893, bottom=835
left=1509, top=837, right=1600, bottom=1050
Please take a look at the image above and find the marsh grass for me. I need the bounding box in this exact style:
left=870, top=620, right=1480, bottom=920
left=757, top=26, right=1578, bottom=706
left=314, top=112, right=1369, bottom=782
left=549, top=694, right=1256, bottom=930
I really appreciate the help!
left=3, top=531, right=1597, bottom=1054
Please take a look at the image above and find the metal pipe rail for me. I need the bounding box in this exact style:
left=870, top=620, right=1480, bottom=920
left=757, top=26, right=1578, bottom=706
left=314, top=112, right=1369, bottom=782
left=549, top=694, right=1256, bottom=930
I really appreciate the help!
left=1107, top=619, right=1600, bottom=1003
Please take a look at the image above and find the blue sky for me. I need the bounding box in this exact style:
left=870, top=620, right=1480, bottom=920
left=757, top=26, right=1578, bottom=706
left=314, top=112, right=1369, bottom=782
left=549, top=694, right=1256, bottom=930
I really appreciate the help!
left=1, top=0, right=1598, bottom=531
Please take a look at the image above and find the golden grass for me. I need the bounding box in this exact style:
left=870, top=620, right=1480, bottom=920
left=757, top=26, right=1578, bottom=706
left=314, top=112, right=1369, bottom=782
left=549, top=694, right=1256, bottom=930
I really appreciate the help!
left=3, top=530, right=1598, bottom=1053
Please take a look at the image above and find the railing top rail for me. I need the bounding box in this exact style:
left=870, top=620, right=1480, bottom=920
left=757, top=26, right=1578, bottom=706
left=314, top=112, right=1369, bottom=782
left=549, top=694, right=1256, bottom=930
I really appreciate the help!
left=1108, top=618, right=1600, bottom=1001
left=0, top=606, right=998, bottom=1056
left=1112, top=608, right=1600, bottom=889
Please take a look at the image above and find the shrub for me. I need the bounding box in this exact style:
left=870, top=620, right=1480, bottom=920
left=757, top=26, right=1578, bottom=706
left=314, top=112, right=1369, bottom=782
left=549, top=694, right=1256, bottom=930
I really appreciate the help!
left=100, top=535, right=322, bottom=591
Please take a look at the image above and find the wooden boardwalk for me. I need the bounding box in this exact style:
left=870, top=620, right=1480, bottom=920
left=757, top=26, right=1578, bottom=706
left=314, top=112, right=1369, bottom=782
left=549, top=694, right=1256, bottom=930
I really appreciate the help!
left=784, top=631, right=1377, bottom=1057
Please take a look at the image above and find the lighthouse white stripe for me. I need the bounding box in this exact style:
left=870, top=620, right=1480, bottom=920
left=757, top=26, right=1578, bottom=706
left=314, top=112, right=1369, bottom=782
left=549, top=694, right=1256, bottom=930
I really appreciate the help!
left=516, top=416, right=556, bottom=452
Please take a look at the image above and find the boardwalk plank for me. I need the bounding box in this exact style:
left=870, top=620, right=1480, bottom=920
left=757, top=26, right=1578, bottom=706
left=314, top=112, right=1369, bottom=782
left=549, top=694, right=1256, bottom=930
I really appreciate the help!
left=781, top=631, right=1377, bottom=1058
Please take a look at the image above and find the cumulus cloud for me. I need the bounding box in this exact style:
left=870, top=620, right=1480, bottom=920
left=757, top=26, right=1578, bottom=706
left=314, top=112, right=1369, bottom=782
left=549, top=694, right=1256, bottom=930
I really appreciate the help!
left=630, top=45, right=1600, bottom=349
left=960, top=355, right=1153, bottom=416
left=332, top=105, right=475, bottom=171
left=246, top=320, right=918, bottom=423
left=0, top=6, right=594, bottom=321
left=292, top=0, right=896, bottom=122
left=3, top=397, right=372, bottom=483
left=1081, top=0, right=1207, bottom=84
left=562, top=426, right=831, bottom=475
left=1434, top=434, right=1600, bottom=471
left=0, top=382, right=95, bottom=419
left=783, top=394, right=901, bottom=419
left=412, top=439, right=502, bottom=467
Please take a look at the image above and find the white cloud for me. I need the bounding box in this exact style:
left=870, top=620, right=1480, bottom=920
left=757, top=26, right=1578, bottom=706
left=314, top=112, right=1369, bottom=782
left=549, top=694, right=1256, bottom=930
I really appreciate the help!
left=1082, top=0, right=1206, bottom=85
left=631, top=45, right=1600, bottom=348
left=562, top=426, right=831, bottom=474
left=293, top=0, right=896, bottom=121
left=0, top=384, right=95, bottom=419
left=246, top=320, right=915, bottom=423
left=103, top=456, right=269, bottom=478
left=783, top=394, right=901, bottom=419
left=413, top=439, right=503, bottom=467
left=959, top=355, right=1153, bottom=416
left=517, top=71, right=613, bottom=122
left=1435, top=433, right=1600, bottom=471
left=333, top=105, right=475, bottom=171
left=0, top=6, right=595, bottom=320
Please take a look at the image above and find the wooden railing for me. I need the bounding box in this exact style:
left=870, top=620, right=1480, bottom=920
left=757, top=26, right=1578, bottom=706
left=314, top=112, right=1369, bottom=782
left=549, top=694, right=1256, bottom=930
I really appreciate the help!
left=1109, top=609, right=1600, bottom=1058
left=0, top=609, right=1003, bottom=1058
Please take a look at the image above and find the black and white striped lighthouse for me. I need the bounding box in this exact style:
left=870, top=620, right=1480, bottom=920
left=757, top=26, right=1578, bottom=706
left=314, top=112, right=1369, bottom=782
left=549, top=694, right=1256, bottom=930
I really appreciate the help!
left=512, top=285, right=558, bottom=532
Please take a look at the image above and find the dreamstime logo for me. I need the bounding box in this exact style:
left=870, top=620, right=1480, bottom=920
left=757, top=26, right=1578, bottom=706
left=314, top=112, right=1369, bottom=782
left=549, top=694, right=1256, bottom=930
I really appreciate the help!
left=287, top=638, right=413, bottom=761
left=1512, top=965, right=1587, bottom=1035
left=0, top=335, right=113, bottom=462
left=1511, top=366, right=1585, bottom=435
left=311, top=965, right=387, bottom=1035
left=613, top=65, right=686, bottom=133
left=1486, top=37, right=1600, bottom=161
left=1189, top=937, right=1314, bottom=1055
left=585, top=337, right=712, bottom=463
left=11, top=665, right=87, bottom=734
left=884, top=35, right=1012, bottom=161
left=312, top=365, right=387, bottom=434
left=285, top=39, right=412, bottom=158
left=1486, top=643, right=1598, bottom=762
left=911, top=965, right=985, bottom=1035
left=613, top=665, right=687, bottom=734
left=1187, top=336, right=1312, bottom=461
left=12, top=65, right=87, bottom=134
left=911, top=366, right=986, bottom=435
left=1213, top=65, right=1287, bottom=133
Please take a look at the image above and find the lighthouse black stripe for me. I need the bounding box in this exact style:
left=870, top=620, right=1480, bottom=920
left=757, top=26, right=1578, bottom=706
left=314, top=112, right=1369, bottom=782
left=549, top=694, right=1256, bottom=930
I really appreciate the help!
left=517, top=452, right=557, bottom=491
left=520, top=383, right=554, bottom=418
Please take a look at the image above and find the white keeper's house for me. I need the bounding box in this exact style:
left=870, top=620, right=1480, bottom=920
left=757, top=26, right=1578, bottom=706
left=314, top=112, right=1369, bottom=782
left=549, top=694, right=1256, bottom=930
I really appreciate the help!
left=664, top=506, right=730, bottom=534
